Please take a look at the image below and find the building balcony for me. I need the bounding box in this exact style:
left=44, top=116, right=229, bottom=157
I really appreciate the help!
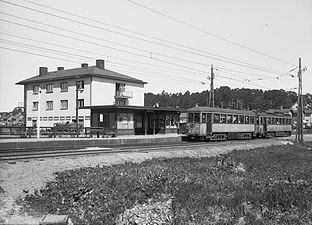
left=115, top=91, right=133, bottom=99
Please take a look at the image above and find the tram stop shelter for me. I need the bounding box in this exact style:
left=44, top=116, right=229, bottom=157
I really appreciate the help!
left=82, top=105, right=182, bottom=136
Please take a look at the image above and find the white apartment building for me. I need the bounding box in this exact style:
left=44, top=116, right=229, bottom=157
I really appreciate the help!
left=17, top=59, right=146, bottom=128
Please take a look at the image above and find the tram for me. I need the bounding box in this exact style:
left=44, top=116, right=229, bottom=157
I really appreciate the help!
left=186, top=106, right=291, bottom=141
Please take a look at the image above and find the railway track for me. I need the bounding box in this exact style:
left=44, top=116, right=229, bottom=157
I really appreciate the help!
left=0, top=141, right=240, bottom=161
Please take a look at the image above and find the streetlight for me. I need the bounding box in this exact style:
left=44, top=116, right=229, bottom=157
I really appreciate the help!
left=75, top=78, right=81, bottom=138
left=37, top=86, right=44, bottom=138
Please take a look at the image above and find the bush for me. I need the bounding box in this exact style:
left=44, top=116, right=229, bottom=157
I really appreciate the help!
left=21, top=142, right=312, bottom=224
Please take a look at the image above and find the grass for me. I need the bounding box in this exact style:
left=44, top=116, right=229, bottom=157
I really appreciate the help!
left=20, top=142, right=312, bottom=224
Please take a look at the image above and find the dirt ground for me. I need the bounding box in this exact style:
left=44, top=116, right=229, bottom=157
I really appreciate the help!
left=0, top=137, right=303, bottom=224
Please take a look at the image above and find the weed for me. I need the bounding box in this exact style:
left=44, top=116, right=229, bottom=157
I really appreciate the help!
left=20, top=142, right=312, bottom=224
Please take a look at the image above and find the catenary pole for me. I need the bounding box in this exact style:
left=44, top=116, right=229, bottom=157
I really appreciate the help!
left=210, top=64, right=214, bottom=107
left=297, top=57, right=303, bottom=142
left=299, top=58, right=304, bottom=142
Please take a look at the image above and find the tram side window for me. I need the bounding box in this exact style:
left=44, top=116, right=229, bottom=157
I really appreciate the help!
left=239, top=115, right=244, bottom=124
left=220, top=114, right=226, bottom=123
left=276, top=118, right=279, bottom=125
left=233, top=115, right=238, bottom=124
left=267, top=117, right=272, bottom=125
left=250, top=116, right=255, bottom=124
left=214, top=114, right=220, bottom=123
left=245, top=116, right=250, bottom=124
left=260, top=117, right=264, bottom=124
left=202, top=113, right=206, bottom=123
left=227, top=114, right=233, bottom=123
left=272, top=118, right=276, bottom=125
left=188, top=113, right=194, bottom=123
left=194, top=113, right=200, bottom=123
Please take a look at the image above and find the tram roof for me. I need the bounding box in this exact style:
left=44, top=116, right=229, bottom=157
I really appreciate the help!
left=257, top=111, right=291, bottom=117
left=187, top=106, right=256, bottom=115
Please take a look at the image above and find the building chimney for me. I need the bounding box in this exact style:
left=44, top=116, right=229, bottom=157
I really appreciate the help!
left=96, top=59, right=105, bottom=69
left=39, top=67, right=48, bottom=76
left=57, top=67, right=64, bottom=71
left=81, top=63, right=88, bottom=68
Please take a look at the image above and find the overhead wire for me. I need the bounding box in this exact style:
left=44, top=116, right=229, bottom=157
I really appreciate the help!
left=0, top=34, right=206, bottom=84
left=216, top=73, right=270, bottom=90
left=0, top=38, right=94, bottom=61
left=20, top=0, right=296, bottom=71
left=107, top=61, right=206, bottom=84
left=0, top=46, right=81, bottom=63
left=128, top=0, right=295, bottom=66
left=0, top=1, right=298, bottom=91
left=215, top=68, right=297, bottom=90
left=0, top=1, right=290, bottom=75
left=0, top=42, right=206, bottom=84
left=0, top=31, right=202, bottom=76
left=215, top=67, right=276, bottom=79
left=0, top=19, right=290, bottom=91
left=0, top=17, right=207, bottom=74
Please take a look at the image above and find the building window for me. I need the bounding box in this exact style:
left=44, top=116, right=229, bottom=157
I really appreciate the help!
left=78, top=99, right=84, bottom=108
left=46, top=84, right=53, bottom=93
left=60, top=82, right=68, bottom=92
left=115, top=100, right=126, bottom=106
left=33, top=102, right=38, bottom=111
left=60, top=100, right=68, bottom=110
left=33, top=85, right=39, bottom=95
left=77, top=80, right=84, bottom=90
left=46, top=101, right=53, bottom=110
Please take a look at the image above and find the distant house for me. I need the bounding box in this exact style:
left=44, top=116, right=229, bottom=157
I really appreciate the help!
left=303, top=109, right=312, bottom=128
left=16, top=59, right=181, bottom=135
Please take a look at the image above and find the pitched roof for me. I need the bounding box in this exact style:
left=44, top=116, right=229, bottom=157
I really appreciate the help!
left=16, top=66, right=147, bottom=85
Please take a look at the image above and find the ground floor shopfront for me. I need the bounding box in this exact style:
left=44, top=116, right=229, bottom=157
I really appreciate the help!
left=85, top=105, right=181, bottom=136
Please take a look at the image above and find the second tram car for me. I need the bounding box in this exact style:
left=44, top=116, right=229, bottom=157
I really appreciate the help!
left=186, top=106, right=291, bottom=141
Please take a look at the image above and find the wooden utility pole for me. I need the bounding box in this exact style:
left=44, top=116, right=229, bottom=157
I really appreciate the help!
left=210, top=64, right=214, bottom=107
left=297, top=57, right=303, bottom=142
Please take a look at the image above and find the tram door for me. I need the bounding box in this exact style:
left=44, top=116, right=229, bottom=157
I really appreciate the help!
left=206, top=113, right=212, bottom=135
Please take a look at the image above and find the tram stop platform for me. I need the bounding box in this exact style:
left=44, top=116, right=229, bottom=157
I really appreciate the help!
left=0, top=133, right=182, bottom=150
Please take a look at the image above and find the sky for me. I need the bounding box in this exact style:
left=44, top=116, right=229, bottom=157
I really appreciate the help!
left=0, top=0, right=311, bottom=112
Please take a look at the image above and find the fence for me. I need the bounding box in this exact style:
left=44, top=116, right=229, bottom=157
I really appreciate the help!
left=0, top=126, right=116, bottom=138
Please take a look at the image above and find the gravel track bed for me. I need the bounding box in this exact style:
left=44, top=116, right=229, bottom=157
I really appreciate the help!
left=0, top=138, right=296, bottom=224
